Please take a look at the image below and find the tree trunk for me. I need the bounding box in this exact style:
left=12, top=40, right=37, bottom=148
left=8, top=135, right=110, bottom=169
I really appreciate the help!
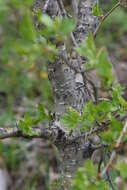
left=34, top=0, right=99, bottom=188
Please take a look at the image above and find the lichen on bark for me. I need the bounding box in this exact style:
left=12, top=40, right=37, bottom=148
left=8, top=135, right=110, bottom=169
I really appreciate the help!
left=33, top=0, right=99, bottom=188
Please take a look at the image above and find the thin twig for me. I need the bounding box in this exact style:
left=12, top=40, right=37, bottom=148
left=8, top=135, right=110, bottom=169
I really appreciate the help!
left=72, top=115, right=127, bottom=142
left=102, top=145, right=115, bottom=190
left=101, top=120, right=127, bottom=177
left=93, top=1, right=121, bottom=38
left=115, top=120, right=127, bottom=148
left=57, top=0, right=67, bottom=17
left=57, top=0, right=79, bottom=48
left=101, top=150, right=117, bottom=178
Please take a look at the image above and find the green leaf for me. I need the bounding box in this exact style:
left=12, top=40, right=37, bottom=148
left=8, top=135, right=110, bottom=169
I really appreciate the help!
left=76, top=34, right=114, bottom=89
left=37, top=103, right=48, bottom=121
left=61, top=107, right=80, bottom=131
left=81, top=101, right=96, bottom=130
left=101, top=118, right=123, bottom=144
left=40, top=14, right=54, bottom=28
left=110, top=84, right=125, bottom=111
left=56, top=18, right=75, bottom=36
left=72, top=160, right=109, bottom=190
left=92, top=2, right=103, bottom=17
left=111, top=84, right=124, bottom=97
left=19, top=11, right=36, bottom=41
left=19, top=114, right=34, bottom=136
left=97, top=49, right=114, bottom=88
left=76, top=32, right=97, bottom=70
left=40, top=15, right=75, bottom=40
left=119, top=96, right=127, bottom=111
left=116, top=159, right=127, bottom=179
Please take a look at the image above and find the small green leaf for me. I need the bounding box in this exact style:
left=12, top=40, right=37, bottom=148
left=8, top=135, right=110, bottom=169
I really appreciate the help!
left=57, top=18, right=75, bottom=36
left=119, top=96, right=127, bottom=111
left=37, top=103, right=48, bottom=121
left=111, top=84, right=124, bottom=97
left=61, top=107, right=80, bottom=131
left=40, top=14, right=54, bottom=28
left=19, top=114, right=34, bottom=136
left=19, top=11, right=36, bottom=41
left=116, top=159, right=127, bottom=179
left=110, top=84, right=125, bottom=111
left=73, top=160, right=109, bottom=190
left=97, top=49, right=114, bottom=88
left=101, top=118, right=123, bottom=144
left=76, top=32, right=97, bottom=70
left=92, top=2, right=103, bottom=17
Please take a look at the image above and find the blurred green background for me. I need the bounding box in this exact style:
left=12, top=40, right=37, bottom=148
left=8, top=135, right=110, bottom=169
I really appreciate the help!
left=0, top=0, right=127, bottom=189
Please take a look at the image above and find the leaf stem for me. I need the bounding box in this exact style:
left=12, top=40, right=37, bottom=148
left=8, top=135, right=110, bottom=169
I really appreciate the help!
left=93, top=1, right=121, bottom=38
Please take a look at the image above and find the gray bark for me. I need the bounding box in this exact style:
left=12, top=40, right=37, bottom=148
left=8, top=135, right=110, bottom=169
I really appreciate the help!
left=47, top=0, right=98, bottom=117
left=33, top=0, right=99, bottom=188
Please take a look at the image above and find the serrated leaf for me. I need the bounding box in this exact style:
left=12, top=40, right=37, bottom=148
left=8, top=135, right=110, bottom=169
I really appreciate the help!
left=61, top=107, right=80, bottom=131
left=101, top=118, right=123, bottom=144
left=109, top=84, right=125, bottom=111
left=73, top=160, right=109, bottom=190
left=19, top=114, right=33, bottom=135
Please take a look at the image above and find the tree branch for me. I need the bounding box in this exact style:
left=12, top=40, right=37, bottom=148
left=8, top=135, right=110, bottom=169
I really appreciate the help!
left=93, top=1, right=121, bottom=38
left=0, top=125, right=59, bottom=141
left=74, top=0, right=98, bottom=44
left=1, top=114, right=126, bottom=142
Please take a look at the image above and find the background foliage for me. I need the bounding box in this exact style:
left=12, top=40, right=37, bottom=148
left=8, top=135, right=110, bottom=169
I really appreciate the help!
left=0, top=0, right=127, bottom=189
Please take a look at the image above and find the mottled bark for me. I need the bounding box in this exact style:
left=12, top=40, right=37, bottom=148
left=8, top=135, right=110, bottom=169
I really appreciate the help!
left=47, top=1, right=97, bottom=118
left=34, top=0, right=98, bottom=116
left=33, top=0, right=99, bottom=188
left=74, top=0, right=98, bottom=44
